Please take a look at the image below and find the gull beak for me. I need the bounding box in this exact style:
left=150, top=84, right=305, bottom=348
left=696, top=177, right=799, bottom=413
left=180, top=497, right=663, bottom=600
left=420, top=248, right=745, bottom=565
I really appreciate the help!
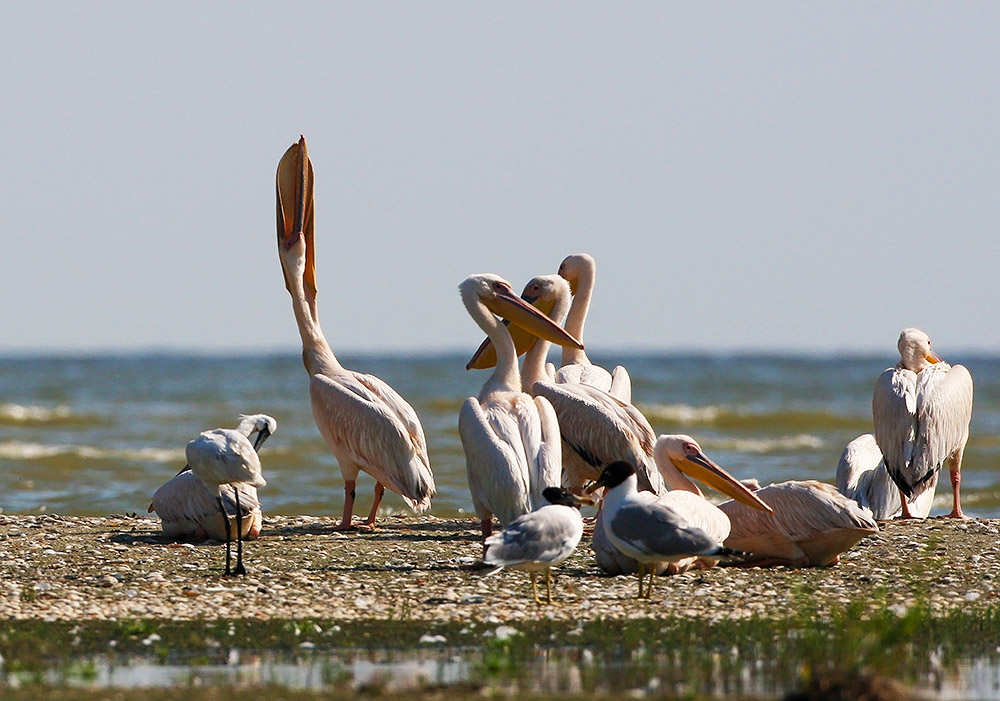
left=676, top=450, right=774, bottom=513
left=466, top=288, right=560, bottom=370
left=276, top=135, right=317, bottom=300
left=584, top=478, right=605, bottom=495
left=570, top=493, right=597, bottom=507
left=482, top=282, right=583, bottom=351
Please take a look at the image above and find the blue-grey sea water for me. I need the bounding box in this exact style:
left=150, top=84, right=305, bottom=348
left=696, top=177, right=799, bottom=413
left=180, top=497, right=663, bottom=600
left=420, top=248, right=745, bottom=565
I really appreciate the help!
left=1, top=352, right=997, bottom=519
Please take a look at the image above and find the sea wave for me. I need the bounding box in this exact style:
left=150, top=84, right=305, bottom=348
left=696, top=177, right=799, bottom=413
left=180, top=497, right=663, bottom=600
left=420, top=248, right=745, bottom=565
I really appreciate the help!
left=0, top=403, right=75, bottom=425
left=710, top=434, right=825, bottom=454
left=0, top=440, right=184, bottom=463
left=639, top=402, right=867, bottom=431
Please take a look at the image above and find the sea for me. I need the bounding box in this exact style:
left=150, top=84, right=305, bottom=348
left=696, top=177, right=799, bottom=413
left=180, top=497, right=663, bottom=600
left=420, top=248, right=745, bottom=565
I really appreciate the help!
left=1, top=351, right=997, bottom=519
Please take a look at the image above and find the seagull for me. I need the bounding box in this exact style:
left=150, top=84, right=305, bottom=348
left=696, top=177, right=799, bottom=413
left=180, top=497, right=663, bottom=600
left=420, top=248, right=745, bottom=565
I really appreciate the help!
left=587, top=461, right=741, bottom=599
left=483, top=486, right=593, bottom=604
left=150, top=414, right=275, bottom=542
left=186, top=420, right=269, bottom=576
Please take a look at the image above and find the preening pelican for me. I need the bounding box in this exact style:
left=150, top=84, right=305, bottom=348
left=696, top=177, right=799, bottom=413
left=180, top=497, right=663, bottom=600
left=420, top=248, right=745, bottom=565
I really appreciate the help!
left=276, top=136, right=435, bottom=530
left=483, top=486, right=592, bottom=604
left=587, top=461, right=740, bottom=599
left=149, top=414, right=276, bottom=542
left=552, top=253, right=631, bottom=402
left=465, top=253, right=631, bottom=402
left=593, top=434, right=772, bottom=576
left=836, top=433, right=936, bottom=520
left=718, top=480, right=878, bottom=567
left=873, top=328, right=974, bottom=519
left=458, top=273, right=584, bottom=547
left=185, top=420, right=270, bottom=576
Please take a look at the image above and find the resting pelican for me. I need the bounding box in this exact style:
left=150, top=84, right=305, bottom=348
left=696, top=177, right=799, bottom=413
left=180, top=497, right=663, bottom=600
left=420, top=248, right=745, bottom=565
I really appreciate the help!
left=149, top=414, right=276, bottom=542
left=458, top=273, right=584, bottom=547
left=465, top=253, right=631, bottom=402
left=483, top=486, right=593, bottom=604
left=587, top=461, right=740, bottom=599
left=873, top=328, right=974, bottom=519
left=718, top=480, right=878, bottom=567
left=276, top=136, right=435, bottom=530
left=186, top=421, right=269, bottom=576
left=593, top=434, right=773, bottom=576
left=836, top=433, right=936, bottom=520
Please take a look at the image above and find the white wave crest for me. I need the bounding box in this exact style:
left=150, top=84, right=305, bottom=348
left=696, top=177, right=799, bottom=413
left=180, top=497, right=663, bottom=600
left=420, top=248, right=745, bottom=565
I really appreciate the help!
left=0, top=440, right=184, bottom=463
left=0, top=403, right=74, bottom=422
left=714, top=434, right=824, bottom=453
left=639, top=403, right=722, bottom=424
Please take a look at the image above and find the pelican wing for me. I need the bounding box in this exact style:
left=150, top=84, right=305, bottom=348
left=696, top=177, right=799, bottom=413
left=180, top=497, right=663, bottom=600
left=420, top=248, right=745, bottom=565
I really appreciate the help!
left=554, top=362, right=613, bottom=394
left=608, top=496, right=721, bottom=560
left=310, top=372, right=434, bottom=510
left=532, top=380, right=663, bottom=493
left=911, top=363, right=974, bottom=479
left=459, top=396, right=532, bottom=526
left=609, top=365, right=632, bottom=403
left=484, top=505, right=583, bottom=567
left=873, top=367, right=920, bottom=496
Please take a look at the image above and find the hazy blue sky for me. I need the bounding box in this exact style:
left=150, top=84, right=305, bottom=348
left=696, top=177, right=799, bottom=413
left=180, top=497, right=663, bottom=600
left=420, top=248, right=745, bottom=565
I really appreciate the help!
left=2, top=3, right=997, bottom=355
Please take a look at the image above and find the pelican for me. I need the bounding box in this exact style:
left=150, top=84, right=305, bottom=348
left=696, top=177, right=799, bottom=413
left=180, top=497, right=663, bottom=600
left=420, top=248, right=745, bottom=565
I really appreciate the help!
left=458, top=273, right=584, bottom=548
left=185, top=421, right=269, bottom=576
left=718, top=480, right=878, bottom=567
left=836, top=433, right=936, bottom=520
left=149, top=414, right=276, bottom=542
left=483, top=486, right=593, bottom=604
left=465, top=253, right=631, bottom=402
left=593, top=434, right=773, bottom=576
left=276, top=136, right=435, bottom=530
left=586, top=461, right=741, bottom=599
left=873, top=328, right=974, bottom=519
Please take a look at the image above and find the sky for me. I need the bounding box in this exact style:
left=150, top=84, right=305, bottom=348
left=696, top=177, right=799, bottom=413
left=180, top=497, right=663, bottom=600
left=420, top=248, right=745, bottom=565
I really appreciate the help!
left=2, top=3, right=997, bottom=356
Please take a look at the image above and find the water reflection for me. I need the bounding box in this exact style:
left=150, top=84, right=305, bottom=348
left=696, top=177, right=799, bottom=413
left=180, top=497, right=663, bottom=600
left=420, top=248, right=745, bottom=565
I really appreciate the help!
left=3, top=648, right=1000, bottom=699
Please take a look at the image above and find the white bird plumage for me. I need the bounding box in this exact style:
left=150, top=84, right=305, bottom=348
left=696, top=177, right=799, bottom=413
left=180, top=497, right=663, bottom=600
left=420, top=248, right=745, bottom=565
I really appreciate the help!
left=836, top=433, right=936, bottom=520
left=483, top=486, right=590, bottom=604
left=276, top=136, right=435, bottom=531
left=872, top=328, right=974, bottom=519
left=458, top=273, right=584, bottom=548
left=150, top=414, right=276, bottom=542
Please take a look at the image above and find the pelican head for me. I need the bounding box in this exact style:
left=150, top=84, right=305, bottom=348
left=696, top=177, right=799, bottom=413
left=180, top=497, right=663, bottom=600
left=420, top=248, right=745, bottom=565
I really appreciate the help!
left=466, top=274, right=572, bottom=370
left=275, top=135, right=317, bottom=299
left=653, top=435, right=773, bottom=513
left=557, top=253, right=596, bottom=296
left=459, top=274, right=583, bottom=354
left=897, top=328, right=942, bottom=372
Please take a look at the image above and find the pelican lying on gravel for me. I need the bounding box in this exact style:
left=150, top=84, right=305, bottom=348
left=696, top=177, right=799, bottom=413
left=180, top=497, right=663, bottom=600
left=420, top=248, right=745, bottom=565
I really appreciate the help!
left=836, top=433, right=936, bottom=520
left=149, top=414, right=276, bottom=542
left=276, top=136, right=435, bottom=530
left=587, top=461, right=743, bottom=599
left=483, top=486, right=593, bottom=604
left=873, top=328, right=974, bottom=519
left=718, top=479, right=879, bottom=567
left=185, top=418, right=270, bottom=576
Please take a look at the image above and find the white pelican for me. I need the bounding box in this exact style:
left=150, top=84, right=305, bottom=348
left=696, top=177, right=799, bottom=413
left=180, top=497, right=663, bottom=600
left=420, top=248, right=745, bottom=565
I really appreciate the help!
left=552, top=253, right=631, bottom=402
left=185, top=421, right=269, bottom=576
left=836, top=433, right=936, bottom=520
left=718, top=480, right=878, bottom=567
left=586, top=461, right=740, bottom=599
left=149, top=414, right=276, bottom=542
left=483, top=486, right=593, bottom=604
left=465, top=253, right=631, bottom=402
left=276, top=136, right=435, bottom=530
left=873, top=328, right=974, bottom=519
left=593, top=434, right=773, bottom=576
left=459, top=273, right=583, bottom=548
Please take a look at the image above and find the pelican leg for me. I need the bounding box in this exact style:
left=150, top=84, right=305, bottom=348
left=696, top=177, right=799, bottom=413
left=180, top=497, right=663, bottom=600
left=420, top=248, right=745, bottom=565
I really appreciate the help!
left=232, top=487, right=246, bottom=576
left=217, top=496, right=232, bottom=576
left=896, top=488, right=916, bottom=520
left=360, top=482, right=386, bottom=530
left=332, top=480, right=358, bottom=531
left=945, top=448, right=969, bottom=519
left=480, top=516, right=493, bottom=559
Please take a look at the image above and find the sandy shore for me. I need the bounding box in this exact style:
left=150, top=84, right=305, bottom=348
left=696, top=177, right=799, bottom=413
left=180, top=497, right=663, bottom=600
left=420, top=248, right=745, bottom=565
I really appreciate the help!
left=1, top=513, right=998, bottom=623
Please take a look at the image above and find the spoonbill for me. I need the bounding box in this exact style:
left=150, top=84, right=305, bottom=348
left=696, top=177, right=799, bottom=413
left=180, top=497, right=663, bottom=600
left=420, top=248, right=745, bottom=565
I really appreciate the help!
left=836, top=433, right=936, bottom=520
